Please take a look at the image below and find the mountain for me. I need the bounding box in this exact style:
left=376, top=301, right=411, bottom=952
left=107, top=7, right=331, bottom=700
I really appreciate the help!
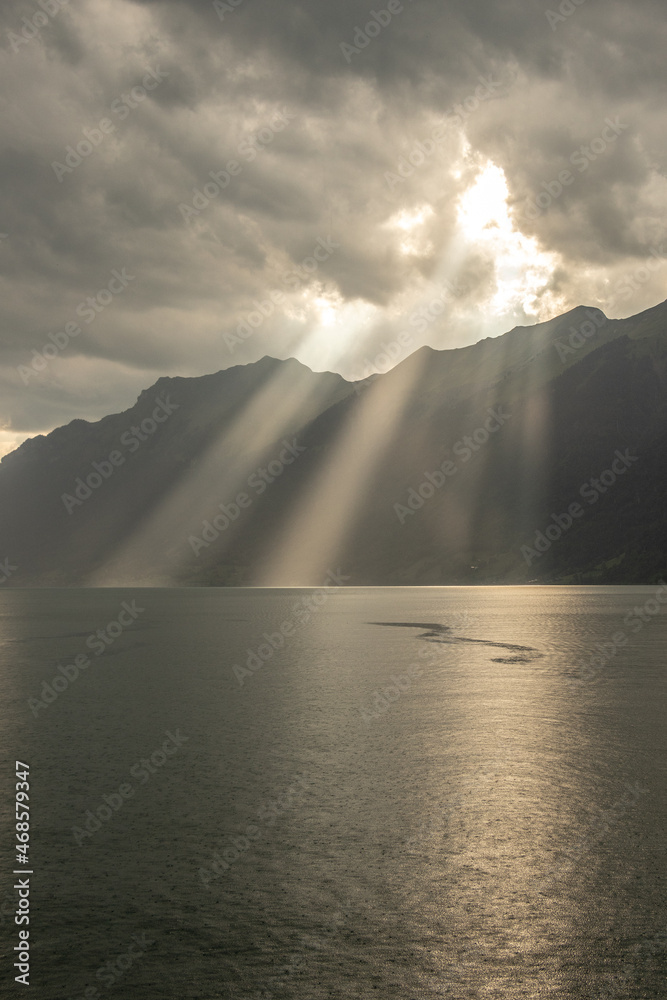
left=1, top=301, right=666, bottom=586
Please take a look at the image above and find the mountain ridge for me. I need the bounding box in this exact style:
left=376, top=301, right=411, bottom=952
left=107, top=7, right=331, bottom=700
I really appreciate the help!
left=1, top=300, right=665, bottom=586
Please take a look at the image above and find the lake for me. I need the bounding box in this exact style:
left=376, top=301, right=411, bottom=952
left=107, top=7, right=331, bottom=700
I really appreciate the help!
left=1, top=585, right=666, bottom=998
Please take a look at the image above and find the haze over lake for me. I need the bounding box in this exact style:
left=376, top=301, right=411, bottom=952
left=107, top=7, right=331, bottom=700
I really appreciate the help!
left=2, top=585, right=666, bottom=998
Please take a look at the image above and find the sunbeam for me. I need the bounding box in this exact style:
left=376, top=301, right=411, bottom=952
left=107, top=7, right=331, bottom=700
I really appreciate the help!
left=255, top=349, right=432, bottom=585
left=85, top=358, right=352, bottom=585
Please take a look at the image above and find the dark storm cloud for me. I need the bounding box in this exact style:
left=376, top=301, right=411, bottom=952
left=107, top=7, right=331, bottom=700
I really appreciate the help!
left=0, top=0, right=666, bottom=452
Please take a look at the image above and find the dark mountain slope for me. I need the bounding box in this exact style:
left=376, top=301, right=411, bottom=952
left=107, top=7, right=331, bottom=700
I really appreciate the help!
left=1, top=301, right=665, bottom=586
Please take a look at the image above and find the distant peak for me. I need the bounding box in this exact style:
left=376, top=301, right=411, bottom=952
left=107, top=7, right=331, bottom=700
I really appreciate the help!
left=252, top=355, right=312, bottom=372
left=568, top=304, right=608, bottom=318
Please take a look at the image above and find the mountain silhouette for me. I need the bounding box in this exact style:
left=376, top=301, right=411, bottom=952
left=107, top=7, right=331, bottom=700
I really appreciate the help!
left=1, top=301, right=665, bottom=586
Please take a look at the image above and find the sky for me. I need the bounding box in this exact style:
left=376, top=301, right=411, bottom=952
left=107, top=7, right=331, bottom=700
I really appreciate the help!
left=1, top=0, right=666, bottom=458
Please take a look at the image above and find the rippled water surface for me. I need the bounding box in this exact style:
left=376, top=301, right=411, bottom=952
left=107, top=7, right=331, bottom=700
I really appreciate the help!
left=0, top=586, right=666, bottom=998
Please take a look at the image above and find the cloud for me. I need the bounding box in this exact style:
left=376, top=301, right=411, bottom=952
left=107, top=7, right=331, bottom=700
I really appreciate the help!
left=1, top=0, right=666, bottom=445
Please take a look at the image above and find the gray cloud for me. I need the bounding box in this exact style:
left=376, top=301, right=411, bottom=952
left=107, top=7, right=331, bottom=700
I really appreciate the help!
left=0, top=0, right=666, bottom=453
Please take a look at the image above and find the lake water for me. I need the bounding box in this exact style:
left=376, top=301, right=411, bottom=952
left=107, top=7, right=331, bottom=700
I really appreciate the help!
left=1, top=586, right=666, bottom=998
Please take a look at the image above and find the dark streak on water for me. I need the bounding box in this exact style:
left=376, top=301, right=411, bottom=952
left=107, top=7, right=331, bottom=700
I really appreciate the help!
left=370, top=620, right=542, bottom=663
